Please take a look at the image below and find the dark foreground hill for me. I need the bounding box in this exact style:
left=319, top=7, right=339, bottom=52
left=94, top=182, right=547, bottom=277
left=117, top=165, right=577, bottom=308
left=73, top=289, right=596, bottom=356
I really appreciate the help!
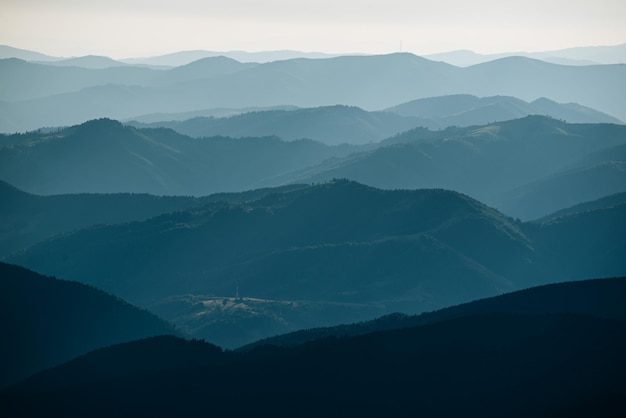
left=3, top=277, right=625, bottom=417
left=242, top=276, right=626, bottom=349
left=5, top=180, right=626, bottom=348
left=0, top=262, right=176, bottom=388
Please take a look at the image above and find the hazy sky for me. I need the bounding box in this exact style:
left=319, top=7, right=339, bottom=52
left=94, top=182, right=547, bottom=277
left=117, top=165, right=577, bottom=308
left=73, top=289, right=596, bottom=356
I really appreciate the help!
left=1, top=0, right=625, bottom=58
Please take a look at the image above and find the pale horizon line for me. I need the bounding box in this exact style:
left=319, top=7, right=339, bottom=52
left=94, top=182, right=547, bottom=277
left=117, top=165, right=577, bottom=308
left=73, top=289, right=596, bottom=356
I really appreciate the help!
left=2, top=41, right=625, bottom=62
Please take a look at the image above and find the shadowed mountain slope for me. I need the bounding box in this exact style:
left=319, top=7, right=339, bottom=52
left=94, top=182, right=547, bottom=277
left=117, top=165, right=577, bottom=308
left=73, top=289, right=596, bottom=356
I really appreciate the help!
left=273, top=116, right=626, bottom=219
left=0, top=180, right=307, bottom=257
left=2, top=116, right=624, bottom=221
left=4, top=181, right=530, bottom=305
left=500, top=161, right=626, bottom=220
left=3, top=181, right=536, bottom=347
left=0, top=262, right=177, bottom=388
left=0, top=180, right=207, bottom=257
left=0, top=118, right=357, bottom=196
left=5, top=181, right=626, bottom=347
left=242, top=276, right=626, bottom=349
left=536, top=192, right=626, bottom=222
left=3, top=312, right=625, bottom=417
left=499, top=143, right=626, bottom=219
left=523, top=202, right=626, bottom=281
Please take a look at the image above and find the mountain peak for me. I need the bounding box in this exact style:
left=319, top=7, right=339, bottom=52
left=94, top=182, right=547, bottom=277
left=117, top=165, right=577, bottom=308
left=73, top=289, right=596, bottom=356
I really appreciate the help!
left=73, top=118, right=125, bottom=136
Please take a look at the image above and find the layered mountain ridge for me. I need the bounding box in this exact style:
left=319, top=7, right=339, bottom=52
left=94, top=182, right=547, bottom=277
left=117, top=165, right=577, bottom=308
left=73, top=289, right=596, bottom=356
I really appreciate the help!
left=3, top=276, right=625, bottom=418
left=2, top=42, right=625, bottom=418
left=4, top=180, right=625, bottom=347
left=2, top=115, right=625, bottom=220
left=1, top=52, right=625, bottom=132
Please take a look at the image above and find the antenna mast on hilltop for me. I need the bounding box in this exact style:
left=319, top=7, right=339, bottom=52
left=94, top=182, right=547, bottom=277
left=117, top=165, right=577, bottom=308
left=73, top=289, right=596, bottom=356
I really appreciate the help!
left=235, top=282, right=239, bottom=299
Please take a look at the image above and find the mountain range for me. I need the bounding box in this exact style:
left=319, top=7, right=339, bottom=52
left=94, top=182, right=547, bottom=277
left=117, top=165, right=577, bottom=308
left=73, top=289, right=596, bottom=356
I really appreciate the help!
left=1, top=52, right=625, bottom=132
left=4, top=43, right=625, bottom=67
left=128, top=105, right=424, bottom=145
left=2, top=116, right=625, bottom=220
left=385, top=94, right=621, bottom=125
left=424, top=43, right=626, bottom=66
left=127, top=96, right=620, bottom=145
left=4, top=179, right=625, bottom=347
left=2, top=276, right=625, bottom=417
left=0, top=179, right=306, bottom=257
left=0, top=118, right=359, bottom=196
left=2, top=41, right=626, bottom=417
left=272, top=116, right=626, bottom=219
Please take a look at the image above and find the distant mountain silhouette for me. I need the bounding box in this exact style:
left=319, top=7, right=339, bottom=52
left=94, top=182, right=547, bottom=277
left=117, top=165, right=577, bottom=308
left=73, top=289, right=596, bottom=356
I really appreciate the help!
left=385, top=94, right=621, bottom=125
left=2, top=53, right=625, bottom=132
left=147, top=56, right=257, bottom=85
left=530, top=97, right=621, bottom=122
left=7, top=42, right=624, bottom=67
left=0, top=45, right=58, bottom=62
left=3, top=302, right=625, bottom=417
left=0, top=262, right=176, bottom=388
left=126, top=105, right=300, bottom=124
left=128, top=99, right=619, bottom=145
left=424, top=43, right=626, bottom=66
left=5, top=180, right=625, bottom=347
left=129, top=105, right=428, bottom=145
left=0, top=118, right=356, bottom=195
left=37, top=55, right=130, bottom=69
left=0, top=58, right=160, bottom=102
left=122, top=50, right=228, bottom=67
left=122, top=49, right=343, bottom=66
